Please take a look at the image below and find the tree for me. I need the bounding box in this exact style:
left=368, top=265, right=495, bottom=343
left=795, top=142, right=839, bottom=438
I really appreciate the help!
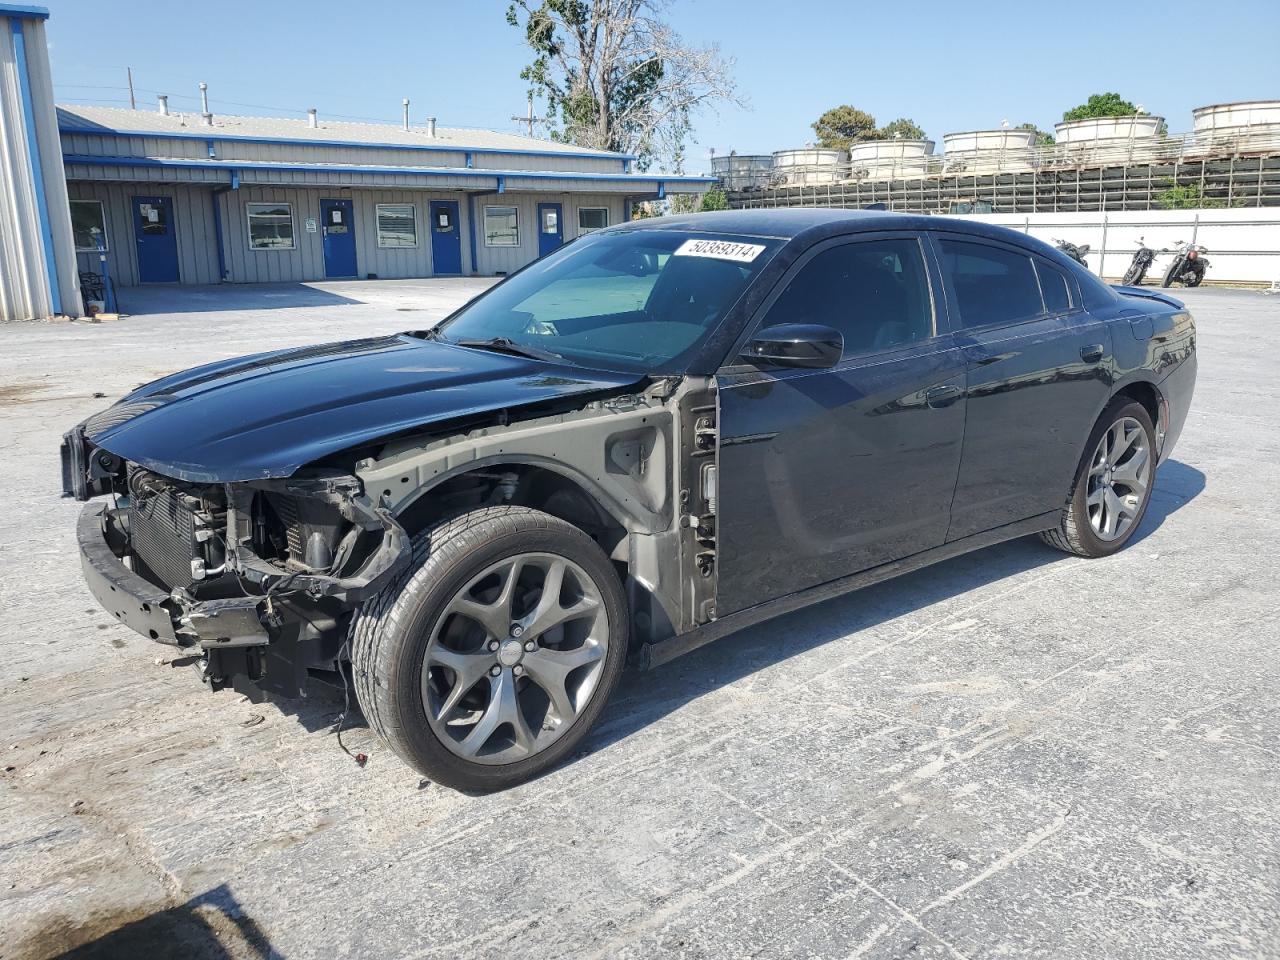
left=1018, top=122, right=1055, bottom=146
left=1157, top=182, right=1223, bottom=209
left=812, top=105, right=879, bottom=150
left=878, top=117, right=926, bottom=141
left=1062, top=92, right=1147, bottom=122
left=698, top=186, right=729, bottom=211
left=506, top=0, right=741, bottom=170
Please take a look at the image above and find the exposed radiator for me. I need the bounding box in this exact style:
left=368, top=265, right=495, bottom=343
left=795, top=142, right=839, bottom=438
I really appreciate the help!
left=129, top=478, right=199, bottom=589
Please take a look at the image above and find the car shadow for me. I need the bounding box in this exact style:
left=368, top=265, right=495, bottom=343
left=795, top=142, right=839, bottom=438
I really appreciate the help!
left=579, top=458, right=1206, bottom=761
left=29, top=884, right=276, bottom=960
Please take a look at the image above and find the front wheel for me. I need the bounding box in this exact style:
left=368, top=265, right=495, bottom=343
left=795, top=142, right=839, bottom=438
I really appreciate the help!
left=351, top=506, right=629, bottom=792
left=1162, top=258, right=1182, bottom=287
left=1041, top=399, right=1156, bottom=558
left=1122, top=262, right=1143, bottom=285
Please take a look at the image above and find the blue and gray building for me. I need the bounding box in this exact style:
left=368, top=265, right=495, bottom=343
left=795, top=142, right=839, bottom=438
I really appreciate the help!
left=1, top=4, right=711, bottom=320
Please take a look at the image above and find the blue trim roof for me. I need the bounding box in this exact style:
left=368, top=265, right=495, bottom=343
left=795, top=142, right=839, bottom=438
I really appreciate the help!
left=58, top=121, right=638, bottom=164
left=0, top=4, right=50, bottom=19
left=61, top=153, right=716, bottom=186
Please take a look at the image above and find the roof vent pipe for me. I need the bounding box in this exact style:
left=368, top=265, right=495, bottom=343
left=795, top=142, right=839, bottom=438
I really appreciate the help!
left=157, top=94, right=169, bottom=116
left=308, top=108, right=318, bottom=128
left=199, top=81, right=212, bottom=125
left=402, top=98, right=410, bottom=132
left=426, top=116, right=437, bottom=138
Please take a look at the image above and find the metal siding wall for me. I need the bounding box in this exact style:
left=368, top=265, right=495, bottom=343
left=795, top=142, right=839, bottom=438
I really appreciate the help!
left=67, top=181, right=220, bottom=286
left=472, top=153, right=623, bottom=174
left=473, top=193, right=625, bottom=275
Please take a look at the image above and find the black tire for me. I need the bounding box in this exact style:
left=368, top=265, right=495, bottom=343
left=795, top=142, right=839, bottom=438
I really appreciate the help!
left=1186, top=266, right=1203, bottom=287
left=1161, top=259, right=1181, bottom=288
left=1122, top=263, right=1142, bottom=285
left=350, top=506, right=629, bottom=792
left=1041, top=398, right=1156, bottom=558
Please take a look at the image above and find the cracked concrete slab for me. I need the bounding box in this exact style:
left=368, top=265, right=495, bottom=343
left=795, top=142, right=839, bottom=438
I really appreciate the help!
left=0, top=280, right=1276, bottom=959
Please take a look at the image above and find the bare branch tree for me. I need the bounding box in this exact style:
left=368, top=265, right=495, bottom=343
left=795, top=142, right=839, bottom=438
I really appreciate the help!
left=507, top=0, right=743, bottom=170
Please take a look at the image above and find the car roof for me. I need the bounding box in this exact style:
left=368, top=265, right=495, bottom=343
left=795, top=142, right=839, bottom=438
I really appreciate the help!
left=613, top=207, right=1080, bottom=268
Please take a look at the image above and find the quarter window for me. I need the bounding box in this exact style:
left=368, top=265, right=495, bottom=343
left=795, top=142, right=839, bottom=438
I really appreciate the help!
left=484, top=205, right=519, bottom=247
left=376, top=203, right=418, bottom=247
left=246, top=202, right=295, bottom=250
left=938, top=239, right=1043, bottom=327
left=760, top=238, right=934, bottom=356
left=70, top=200, right=107, bottom=251
left=578, top=207, right=609, bottom=234
left=1037, top=260, right=1072, bottom=313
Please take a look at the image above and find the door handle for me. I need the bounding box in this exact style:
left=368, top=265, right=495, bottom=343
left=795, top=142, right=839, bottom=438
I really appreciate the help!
left=1080, top=344, right=1105, bottom=364
left=924, top=384, right=963, bottom=408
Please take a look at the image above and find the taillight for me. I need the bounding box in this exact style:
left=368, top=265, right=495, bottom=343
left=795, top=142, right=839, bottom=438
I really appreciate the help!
left=1187, top=250, right=1198, bottom=259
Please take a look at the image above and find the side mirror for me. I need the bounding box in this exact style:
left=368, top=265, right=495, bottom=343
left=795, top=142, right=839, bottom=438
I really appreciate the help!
left=743, top=323, right=843, bottom=369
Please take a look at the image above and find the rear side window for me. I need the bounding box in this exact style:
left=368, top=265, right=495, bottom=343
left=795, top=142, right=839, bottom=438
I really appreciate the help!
left=1036, top=260, right=1072, bottom=313
left=938, top=239, right=1044, bottom=328
left=760, top=237, right=933, bottom=356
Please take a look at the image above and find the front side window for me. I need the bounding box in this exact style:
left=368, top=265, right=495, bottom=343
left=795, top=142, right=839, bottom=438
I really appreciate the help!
left=938, top=238, right=1043, bottom=328
left=246, top=202, right=295, bottom=250
left=484, top=205, right=519, bottom=247
left=578, top=207, right=608, bottom=234
left=760, top=238, right=933, bottom=356
left=434, top=229, right=781, bottom=374
left=377, top=203, right=418, bottom=247
left=70, top=200, right=107, bottom=251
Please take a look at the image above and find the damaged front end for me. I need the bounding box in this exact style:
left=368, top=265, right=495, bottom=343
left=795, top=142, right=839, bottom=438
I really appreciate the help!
left=66, top=434, right=409, bottom=699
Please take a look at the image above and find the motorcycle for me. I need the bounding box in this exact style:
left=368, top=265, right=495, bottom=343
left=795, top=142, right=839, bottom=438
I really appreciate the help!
left=1121, top=237, right=1158, bottom=286
left=1161, top=240, right=1209, bottom=287
left=1053, top=238, right=1091, bottom=267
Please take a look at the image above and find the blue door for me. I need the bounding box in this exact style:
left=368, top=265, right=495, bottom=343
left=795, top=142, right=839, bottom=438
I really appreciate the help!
left=429, top=200, right=462, bottom=275
left=320, top=199, right=358, bottom=278
left=132, top=196, right=179, bottom=283
left=537, top=202, right=563, bottom=257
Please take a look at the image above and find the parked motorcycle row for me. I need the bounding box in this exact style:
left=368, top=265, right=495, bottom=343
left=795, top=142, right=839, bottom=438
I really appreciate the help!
left=1054, top=237, right=1210, bottom=287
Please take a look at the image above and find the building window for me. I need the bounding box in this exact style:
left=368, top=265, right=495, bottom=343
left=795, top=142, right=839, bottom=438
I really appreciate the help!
left=70, top=200, right=107, bottom=251
left=246, top=202, right=295, bottom=250
left=376, top=203, right=418, bottom=247
left=483, top=205, right=519, bottom=247
left=578, top=207, right=608, bottom=234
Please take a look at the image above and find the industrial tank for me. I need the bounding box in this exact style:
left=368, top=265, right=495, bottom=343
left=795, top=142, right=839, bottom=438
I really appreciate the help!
left=941, top=128, right=1037, bottom=174
left=710, top=153, right=775, bottom=191
left=1192, top=100, right=1280, bottom=133
left=1053, top=115, right=1164, bottom=163
left=771, top=148, right=849, bottom=186
left=848, top=139, right=936, bottom=179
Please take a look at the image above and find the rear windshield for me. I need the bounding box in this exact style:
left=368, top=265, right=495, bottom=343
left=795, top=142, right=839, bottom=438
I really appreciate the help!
left=434, top=229, right=782, bottom=374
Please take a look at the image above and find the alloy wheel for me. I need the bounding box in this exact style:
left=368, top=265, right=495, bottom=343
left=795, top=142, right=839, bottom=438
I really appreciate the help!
left=1086, top=416, right=1152, bottom=541
left=421, top=552, right=610, bottom=764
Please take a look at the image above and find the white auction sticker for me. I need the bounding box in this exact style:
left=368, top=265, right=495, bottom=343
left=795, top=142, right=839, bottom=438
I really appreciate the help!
left=672, top=238, right=766, bottom=263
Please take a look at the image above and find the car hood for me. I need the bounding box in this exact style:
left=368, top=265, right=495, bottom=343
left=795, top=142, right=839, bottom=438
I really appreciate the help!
left=81, top=335, right=643, bottom=483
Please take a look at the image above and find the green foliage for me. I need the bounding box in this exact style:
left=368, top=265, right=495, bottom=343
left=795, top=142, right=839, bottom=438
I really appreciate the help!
left=877, top=117, right=926, bottom=141
left=812, top=105, right=879, bottom=150
left=699, top=186, right=730, bottom=211
left=1017, top=122, right=1055, bottom=146
left=1157, top=182, right=1223, bottom=209
left=1062, top=92, right=1145, bottom=122
left=667, top=193, right=700, bottom=214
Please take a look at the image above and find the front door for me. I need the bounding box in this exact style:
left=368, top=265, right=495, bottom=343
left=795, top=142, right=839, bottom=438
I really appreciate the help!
left=132, top=196, right=179, bottom=283
left=320, top=198, right=358, bottom=278
left=932, top=234, right=1113, bottom=540
left=716, top=234, right=967, bottom=617
left=537, top=202, right=563, bottom=257
left=429, top=200, right=462, bottom=275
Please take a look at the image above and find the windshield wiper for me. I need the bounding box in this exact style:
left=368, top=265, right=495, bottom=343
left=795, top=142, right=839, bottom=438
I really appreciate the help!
left=451, top=337, right=565, bottom=363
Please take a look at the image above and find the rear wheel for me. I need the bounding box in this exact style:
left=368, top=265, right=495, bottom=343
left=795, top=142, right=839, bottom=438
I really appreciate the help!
left=1041, top=399, right=1156, bottom=558
left=351, top=506, right=628, bottom=792
left=1186, top=265, right=1204, bottom=287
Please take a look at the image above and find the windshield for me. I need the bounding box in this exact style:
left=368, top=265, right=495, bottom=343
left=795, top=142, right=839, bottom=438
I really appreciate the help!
left=433, top=229, right=782, bottom=374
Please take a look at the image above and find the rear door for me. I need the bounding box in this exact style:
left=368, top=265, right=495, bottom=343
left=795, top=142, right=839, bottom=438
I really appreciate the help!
left=715, top=232, right=967, bottom=616
left=933, top=234, right=1113, bottom=540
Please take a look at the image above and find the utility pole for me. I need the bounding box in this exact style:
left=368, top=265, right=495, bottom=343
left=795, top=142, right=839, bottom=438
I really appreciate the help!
left=511, top=93, right=542, bottom=138
left=126, top=67, right=136, bottom=110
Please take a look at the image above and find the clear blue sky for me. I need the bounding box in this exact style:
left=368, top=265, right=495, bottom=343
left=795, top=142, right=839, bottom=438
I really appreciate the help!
left=44, top=0, right=1279, bottom=172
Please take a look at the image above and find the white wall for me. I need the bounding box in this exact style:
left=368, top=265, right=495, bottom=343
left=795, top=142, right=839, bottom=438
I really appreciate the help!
left=942, top=207, right=1280, bottom=285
